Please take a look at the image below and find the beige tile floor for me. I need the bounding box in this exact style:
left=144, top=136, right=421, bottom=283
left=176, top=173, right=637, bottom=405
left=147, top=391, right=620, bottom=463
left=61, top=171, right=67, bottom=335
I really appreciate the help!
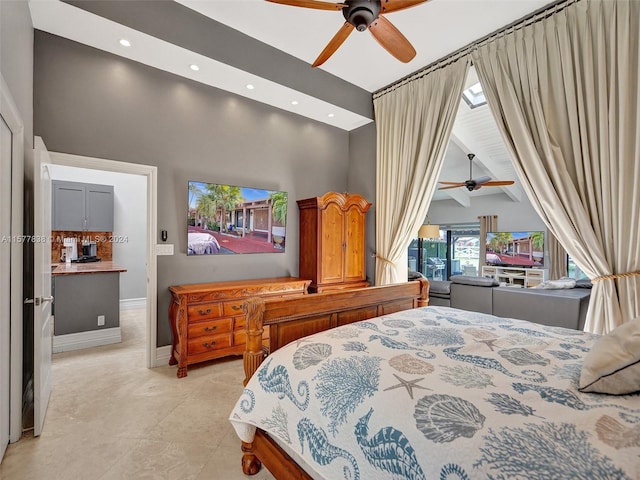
left=0, top=308, right=275, bottom=480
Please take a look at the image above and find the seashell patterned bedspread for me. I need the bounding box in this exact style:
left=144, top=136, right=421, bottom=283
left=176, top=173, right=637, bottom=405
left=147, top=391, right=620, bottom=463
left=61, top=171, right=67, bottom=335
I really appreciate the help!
left=229, top=306, right=640, bottom=480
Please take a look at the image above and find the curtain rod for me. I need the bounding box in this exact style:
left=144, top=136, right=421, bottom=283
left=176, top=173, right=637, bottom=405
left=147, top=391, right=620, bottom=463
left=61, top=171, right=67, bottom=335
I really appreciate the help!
left=373, top=0, right=579, bottom=99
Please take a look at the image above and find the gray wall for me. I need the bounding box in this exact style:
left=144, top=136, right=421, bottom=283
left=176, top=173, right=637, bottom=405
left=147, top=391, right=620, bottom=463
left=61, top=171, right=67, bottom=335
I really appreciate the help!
left=34, top=32, right=352, bottom=346
left=49, top=165, right=147, bottom=300
left=348, top=123, right=377, bottom=284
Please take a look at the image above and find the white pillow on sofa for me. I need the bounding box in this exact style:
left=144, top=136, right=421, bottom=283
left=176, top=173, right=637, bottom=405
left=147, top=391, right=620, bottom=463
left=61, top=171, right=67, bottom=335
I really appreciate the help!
left=578, top=317, right=640, bottom=394
left=533, top=277, right=576, bottom=289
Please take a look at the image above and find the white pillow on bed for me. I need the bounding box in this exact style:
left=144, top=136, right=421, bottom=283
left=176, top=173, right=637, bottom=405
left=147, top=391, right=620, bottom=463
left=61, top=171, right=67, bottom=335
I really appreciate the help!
left=578, top=317, right=640, bottom=394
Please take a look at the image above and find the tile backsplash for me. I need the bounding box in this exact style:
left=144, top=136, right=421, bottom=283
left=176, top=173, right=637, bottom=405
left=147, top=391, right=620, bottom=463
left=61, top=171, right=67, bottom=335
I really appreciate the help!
left=51, top=231, right=113, bottom=263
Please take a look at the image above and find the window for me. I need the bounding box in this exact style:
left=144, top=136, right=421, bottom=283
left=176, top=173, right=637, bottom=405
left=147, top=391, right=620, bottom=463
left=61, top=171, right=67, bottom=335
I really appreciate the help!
left=567, top=255, right=589, bottom=280
left=462, top=82, right=487, bottom=109
left=408, top=224, right=480, bottom=281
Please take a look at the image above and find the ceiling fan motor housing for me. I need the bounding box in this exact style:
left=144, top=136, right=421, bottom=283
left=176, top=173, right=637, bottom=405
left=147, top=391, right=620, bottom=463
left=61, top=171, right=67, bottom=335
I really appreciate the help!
left=343, top=0, right=381, bottom=31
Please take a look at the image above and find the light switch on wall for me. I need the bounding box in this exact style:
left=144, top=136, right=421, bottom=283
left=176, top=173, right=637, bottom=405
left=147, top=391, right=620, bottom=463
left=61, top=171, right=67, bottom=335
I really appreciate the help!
left=156, top=244, right=174, bottom=256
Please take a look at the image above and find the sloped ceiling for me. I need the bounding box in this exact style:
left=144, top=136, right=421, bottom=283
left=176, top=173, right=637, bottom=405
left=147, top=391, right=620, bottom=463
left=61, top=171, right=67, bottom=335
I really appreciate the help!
left=30, top=0, right=552, bottom=205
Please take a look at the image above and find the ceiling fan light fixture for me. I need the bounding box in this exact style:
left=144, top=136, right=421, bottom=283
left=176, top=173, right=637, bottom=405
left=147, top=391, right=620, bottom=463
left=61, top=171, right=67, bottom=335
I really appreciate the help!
left=343, top=1, right=380, bottom=32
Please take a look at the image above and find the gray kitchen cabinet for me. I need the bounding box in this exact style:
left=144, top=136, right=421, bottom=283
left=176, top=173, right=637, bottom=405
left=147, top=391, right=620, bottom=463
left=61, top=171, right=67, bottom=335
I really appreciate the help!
left=52, top=272, right=120, bottom=335
left=52, top=180, right=114, bottom=231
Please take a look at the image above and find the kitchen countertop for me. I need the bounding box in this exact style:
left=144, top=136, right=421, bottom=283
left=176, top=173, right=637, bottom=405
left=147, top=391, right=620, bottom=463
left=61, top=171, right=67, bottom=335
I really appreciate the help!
left=52, top=261, right=128, bottom=276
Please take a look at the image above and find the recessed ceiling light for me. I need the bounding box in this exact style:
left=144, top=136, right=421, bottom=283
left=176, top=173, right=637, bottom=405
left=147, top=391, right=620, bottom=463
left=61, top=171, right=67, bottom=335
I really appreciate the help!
left=119, top=39, right=131, bottom=47
left=328, top=113, right=335, bottom=118
left=291, top=100, right=299, bottom=106
left=190, top=64, right=200, bottom=71
left=246, top=84, right=255, bottom=90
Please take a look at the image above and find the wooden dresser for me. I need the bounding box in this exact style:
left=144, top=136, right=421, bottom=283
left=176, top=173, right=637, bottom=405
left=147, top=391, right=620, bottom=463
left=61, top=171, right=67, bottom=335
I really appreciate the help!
left=297, top=192, right=371, bottom=293
left=168, top=277, right=310, bottom=377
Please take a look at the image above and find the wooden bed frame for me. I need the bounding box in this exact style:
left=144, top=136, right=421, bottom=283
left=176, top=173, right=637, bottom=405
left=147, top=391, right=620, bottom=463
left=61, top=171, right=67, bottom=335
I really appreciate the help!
left=239, top=278, right=429, bottom=479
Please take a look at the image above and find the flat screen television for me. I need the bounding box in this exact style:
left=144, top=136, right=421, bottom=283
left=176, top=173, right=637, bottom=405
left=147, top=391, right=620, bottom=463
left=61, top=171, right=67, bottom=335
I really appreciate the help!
left=485, top=231, right=544, bottom=268
left=187, top=180, right=288, bottom=255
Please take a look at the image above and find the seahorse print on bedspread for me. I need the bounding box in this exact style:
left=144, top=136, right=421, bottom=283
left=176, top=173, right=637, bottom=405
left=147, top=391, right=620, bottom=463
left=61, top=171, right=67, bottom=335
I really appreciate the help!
left=444, top=346, right=546, bottom=382
left=297, top=418, right=359, bottom=480
left=355, top=408, right=427, bottom=480
left=257, top=359, right=309, bottom=410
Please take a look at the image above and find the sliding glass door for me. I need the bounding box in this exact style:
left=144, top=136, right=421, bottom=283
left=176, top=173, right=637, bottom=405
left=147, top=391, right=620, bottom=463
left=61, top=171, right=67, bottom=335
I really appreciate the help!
left=408, top=224, right=480, bottom=281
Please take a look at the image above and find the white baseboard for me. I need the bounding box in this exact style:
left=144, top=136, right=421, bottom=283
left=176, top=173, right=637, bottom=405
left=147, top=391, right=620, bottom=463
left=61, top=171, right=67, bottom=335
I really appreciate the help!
left=120, top=298, right=147, bottom=310
left=154, top=345, right=172, bottom=367
left=53, top=327, right=122, bottom=353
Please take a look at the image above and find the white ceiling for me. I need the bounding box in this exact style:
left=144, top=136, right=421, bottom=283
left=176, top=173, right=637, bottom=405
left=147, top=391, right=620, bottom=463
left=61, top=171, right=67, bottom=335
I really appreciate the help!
left=177, top=0, right=552, bottom=93
left=29, top=0, right=553, bottom=204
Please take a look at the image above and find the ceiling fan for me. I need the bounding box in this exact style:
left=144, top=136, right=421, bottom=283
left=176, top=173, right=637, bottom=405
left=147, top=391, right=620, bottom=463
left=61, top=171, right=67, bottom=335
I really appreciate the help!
left=265, top=0, right=428, bottom=67
left=438, top=153, right=515, bottom=192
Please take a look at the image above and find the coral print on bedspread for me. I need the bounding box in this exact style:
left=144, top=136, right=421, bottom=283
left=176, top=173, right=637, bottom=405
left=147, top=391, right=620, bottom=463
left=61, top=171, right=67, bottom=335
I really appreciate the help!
left=230, top=306, right=640, bottom=480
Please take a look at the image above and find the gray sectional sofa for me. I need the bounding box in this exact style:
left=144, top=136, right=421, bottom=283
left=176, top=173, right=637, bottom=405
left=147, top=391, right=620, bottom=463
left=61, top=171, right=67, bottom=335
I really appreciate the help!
left=428, top=275, right=592, bottom=330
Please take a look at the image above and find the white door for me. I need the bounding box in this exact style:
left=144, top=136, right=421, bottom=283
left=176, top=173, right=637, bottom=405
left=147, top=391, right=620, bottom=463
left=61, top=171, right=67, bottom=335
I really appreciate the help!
left=0, top=113, right=12, bottom=460
left=33, top=137, right=53, bottom=436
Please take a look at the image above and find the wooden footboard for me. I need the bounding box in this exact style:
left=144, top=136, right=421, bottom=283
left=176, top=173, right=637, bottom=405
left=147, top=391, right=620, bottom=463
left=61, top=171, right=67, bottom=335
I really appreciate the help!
left=239, top=278, right=429, bottom=477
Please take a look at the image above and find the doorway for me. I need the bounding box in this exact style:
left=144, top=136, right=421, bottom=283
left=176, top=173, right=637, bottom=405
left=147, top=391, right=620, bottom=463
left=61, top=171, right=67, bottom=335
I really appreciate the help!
left=49, top=152, right=158, bottom=368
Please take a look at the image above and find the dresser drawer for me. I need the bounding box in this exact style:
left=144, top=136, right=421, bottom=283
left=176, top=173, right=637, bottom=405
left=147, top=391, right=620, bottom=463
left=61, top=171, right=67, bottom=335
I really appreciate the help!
left=187, top=303, right=222, bottom=321
left=222, top=301, right=245, bottom=317
left=188, top=318, right=233, bottom=338
left=188, top=334, right=232, bottom=355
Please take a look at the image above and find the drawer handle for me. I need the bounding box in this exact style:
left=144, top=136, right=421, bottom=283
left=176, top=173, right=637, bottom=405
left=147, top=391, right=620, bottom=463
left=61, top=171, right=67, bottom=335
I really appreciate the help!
left=198, top=308, right=212, bottom=315
left=231, top=304, right=242, bottom=311
left=203, top=341, right=217, bottom=349
left=203, top=325, right=217, bottom=333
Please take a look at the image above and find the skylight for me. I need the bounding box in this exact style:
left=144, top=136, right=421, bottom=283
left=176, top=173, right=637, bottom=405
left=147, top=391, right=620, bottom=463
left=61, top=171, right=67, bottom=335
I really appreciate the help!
left=462, top=82, right=487, bottom=109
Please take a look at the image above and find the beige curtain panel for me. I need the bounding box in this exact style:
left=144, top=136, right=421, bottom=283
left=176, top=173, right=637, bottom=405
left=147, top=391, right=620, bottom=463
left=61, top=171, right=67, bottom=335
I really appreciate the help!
left=373, top=58, right=470, bottom=285
left=548, top=231, right=569, bottom=280
left=472, top=0, right=640, bottom=334
left=478, top=215, right=498, bottom=273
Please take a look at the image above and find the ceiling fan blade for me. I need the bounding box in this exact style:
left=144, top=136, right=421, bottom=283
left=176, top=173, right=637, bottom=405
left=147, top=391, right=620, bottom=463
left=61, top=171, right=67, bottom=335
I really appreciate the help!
left=473, top=176, right=492, bottom=186
left=312, top=22, right=354, bottom=67
left=266, top=0, right=347, bottom=10
left=380, top=0, right=429, bottom=14
left=483, top=180, right=516, bottom=187
left=368, top=15, right=416, bottom=63
left=438, top=181, right=466, bottom=186
left=265, top=0, right=346, bottom=11
left=438, top=185, right=464, bottom=190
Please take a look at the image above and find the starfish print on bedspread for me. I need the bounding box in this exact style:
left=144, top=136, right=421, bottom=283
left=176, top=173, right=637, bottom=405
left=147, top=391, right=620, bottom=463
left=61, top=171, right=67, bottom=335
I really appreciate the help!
left=383, top=374, right=431, bottom=399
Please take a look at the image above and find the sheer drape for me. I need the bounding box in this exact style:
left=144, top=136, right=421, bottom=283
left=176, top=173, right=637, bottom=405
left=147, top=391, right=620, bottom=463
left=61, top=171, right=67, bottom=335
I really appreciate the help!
left=472, top=0, right=640, bottom=333
left=478, top=215, right=498, bottom=273
left=548, top=231, right=568, bottom=280
left=373, top=58, right=469, bottom=285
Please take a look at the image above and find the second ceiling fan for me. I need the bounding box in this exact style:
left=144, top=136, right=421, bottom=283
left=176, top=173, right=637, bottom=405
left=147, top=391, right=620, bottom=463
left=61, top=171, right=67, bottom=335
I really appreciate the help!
left=265, top=0, right=428, bottom=67
left=439, top=154, right=515, bottom=192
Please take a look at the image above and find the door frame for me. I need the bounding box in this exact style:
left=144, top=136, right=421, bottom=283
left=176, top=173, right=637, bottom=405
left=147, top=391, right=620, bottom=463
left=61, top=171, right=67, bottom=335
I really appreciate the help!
left=49, top=152, right=158, bottom=368
left=1, top=73, right=25, bottom=445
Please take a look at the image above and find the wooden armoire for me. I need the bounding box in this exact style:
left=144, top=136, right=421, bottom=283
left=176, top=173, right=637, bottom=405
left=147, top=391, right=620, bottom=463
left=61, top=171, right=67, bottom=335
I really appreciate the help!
left=297, top=192, right=372, bottom=293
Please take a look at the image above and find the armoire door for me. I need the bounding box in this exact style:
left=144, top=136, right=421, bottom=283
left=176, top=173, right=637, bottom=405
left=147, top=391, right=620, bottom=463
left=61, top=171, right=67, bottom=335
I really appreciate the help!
left=343, top=203, right=367, bottom=283
left=319, top=201, right=345, bottom=285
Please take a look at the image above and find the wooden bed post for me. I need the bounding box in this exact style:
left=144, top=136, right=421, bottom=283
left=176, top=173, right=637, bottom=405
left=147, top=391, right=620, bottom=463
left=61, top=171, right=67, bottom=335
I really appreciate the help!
left=243, top=297, right=266, bottom=386
left=417, top=277, right=430, bottom=307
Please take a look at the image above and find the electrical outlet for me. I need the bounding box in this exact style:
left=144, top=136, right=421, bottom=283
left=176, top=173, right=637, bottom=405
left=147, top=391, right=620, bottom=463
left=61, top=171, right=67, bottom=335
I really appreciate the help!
left=97, top=315, right=105, bottom=326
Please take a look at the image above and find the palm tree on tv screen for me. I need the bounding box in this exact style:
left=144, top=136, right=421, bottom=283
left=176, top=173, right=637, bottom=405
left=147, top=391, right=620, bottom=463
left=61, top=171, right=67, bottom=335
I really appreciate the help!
left=270, top=191, right=288, bottom=226
left=529, top=231, right=544, bottom=262
left=489, top=232, right=513, bottom=254
left=210, top=185, right=242, bottom=233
